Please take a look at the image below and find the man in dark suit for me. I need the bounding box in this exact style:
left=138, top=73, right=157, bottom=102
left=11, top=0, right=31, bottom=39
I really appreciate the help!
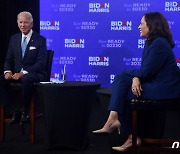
left=0, top=11, right=47, bottom=125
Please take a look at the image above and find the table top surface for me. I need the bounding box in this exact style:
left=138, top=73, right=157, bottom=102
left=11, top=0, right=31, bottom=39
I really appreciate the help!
left=36, top=81, right=101, bottom=88
left=96, top=88, right=112, bottom=95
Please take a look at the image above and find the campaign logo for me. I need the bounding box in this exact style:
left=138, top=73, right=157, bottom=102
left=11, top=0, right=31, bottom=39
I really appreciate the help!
left=175, top=40, right=180, bottom=48
left=81, top=74, right=98, bottom=82
left=176, top=58, right=180, bottom=67
left=89, top=56, right=109, bottom=66
left=46, top=39, right=53, bottom=47
left=123, top=57, right=141, bottom=66
left=59, top=56, right=77, bottom=65
left=138, top=39, right=145, bottom=49
left=168, top=21, right=175, bottom=29
left=99, top=39, right=125, bottom=48
left=89, top=3, right=110, bottom=13
left=73, top=74, right=98, bottom=82
left=40, top=21, right=60, bottom=30
left=124, top=3, right=150, bottom=11
left=53, top=56, right=76, bottom=65
left=50, top=72, right=60, bottom=82
left=81, top=21, right=98, bottom=30
left=51, top=73, right=59, bottom=79
left=52, top=3, right=76, bottom=12
left=111, top=21, right=132, bottom=31
left=110, top=74, right=115, bottom=84
left=73, top=21, right=98, bottom=30
left=165, top=1, right=180, bottom=11
left=65, top=39, right=85, bottom=48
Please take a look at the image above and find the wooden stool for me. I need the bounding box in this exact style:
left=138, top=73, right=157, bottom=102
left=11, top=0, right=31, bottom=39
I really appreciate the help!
left=0, top=50, right=54, bottom=144
left=0, top=91, right=35, bottom=144
left=131, top=99, right=180, bottom=153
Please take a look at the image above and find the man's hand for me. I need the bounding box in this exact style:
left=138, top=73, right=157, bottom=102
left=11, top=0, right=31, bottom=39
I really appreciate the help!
left=131, top=77, right=143, bottom=97
left=4, top=72, right=13, bottom=80
left=12, top=72, right=24, bottom=80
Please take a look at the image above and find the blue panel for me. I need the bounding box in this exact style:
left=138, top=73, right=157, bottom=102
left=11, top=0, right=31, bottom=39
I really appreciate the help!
left=40, top=0, right=180, bottom=88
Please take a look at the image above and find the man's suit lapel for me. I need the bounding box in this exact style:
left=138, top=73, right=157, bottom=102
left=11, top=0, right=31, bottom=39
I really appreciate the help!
left=16, top=34, right=22, bottom=59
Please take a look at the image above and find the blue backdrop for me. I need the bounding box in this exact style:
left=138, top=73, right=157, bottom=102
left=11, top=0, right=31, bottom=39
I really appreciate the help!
left=40, top=0, right=180, bottom=88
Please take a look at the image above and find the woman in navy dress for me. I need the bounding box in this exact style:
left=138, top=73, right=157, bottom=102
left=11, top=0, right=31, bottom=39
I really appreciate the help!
left=93, top=12, right=180, bottom=151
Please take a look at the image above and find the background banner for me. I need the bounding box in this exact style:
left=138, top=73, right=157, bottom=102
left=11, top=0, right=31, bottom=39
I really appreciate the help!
left=40, top=0, right=180, bottom=88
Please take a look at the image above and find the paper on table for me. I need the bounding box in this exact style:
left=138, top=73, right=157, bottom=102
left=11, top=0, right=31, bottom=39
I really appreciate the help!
left=40, top=80, right=65, bottom=84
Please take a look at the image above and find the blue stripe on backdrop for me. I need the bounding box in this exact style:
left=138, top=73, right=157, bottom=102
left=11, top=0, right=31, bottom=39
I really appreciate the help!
left=40, top=0, right=180, bottom=88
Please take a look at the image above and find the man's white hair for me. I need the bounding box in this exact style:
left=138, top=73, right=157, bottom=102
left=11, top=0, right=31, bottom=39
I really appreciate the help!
left=17, top=11, right=33, bottom=22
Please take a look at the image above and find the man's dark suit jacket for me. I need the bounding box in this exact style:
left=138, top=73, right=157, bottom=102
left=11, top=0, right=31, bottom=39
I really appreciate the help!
left=124, top=37, right=180, bottom=100
left=4, top=31, right=47, bottom=81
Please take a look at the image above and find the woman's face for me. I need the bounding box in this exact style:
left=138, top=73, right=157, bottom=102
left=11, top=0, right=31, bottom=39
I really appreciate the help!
left=138, top=16, right=149, bottom=38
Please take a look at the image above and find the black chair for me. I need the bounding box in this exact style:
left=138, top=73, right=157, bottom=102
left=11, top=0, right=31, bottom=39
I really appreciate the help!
left=0, top=49, right=54, bottom=144
left=131, top=98, right=180, bottom=153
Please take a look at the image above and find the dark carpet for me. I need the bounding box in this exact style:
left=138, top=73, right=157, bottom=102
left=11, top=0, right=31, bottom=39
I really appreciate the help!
left=0, top=97, right=180, bottom=154
left=0, top=99, right=131, bottom=154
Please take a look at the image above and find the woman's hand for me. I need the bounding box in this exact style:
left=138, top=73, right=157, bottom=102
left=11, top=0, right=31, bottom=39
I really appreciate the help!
left=131, top=77, right=143, bottom=97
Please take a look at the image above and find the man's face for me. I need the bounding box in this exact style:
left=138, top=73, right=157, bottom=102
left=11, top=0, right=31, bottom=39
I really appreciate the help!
left=17, top=13, right=33, bottom=35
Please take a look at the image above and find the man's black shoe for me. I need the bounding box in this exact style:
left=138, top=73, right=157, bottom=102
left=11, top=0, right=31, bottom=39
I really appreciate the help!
left=7, top=112, right=22, bottom=126
left=20, top=112, right=30, bottom=125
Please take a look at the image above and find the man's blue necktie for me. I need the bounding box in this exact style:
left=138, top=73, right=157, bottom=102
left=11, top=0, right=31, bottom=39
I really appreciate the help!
left=22, top=36, right=27, bottom=59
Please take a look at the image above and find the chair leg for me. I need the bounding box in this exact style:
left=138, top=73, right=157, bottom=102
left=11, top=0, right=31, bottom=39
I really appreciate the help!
left=0, top=105, right=5, bottom=142
left=30, top=95, right=35, bottom=144
left=132, top=110, right=138, bottom=154
left=19, top=92, right=25, bottom=135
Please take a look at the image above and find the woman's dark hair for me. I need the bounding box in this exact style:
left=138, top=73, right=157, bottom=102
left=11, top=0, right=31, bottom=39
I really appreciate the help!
left=144, top=12, right=175, bottom=48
